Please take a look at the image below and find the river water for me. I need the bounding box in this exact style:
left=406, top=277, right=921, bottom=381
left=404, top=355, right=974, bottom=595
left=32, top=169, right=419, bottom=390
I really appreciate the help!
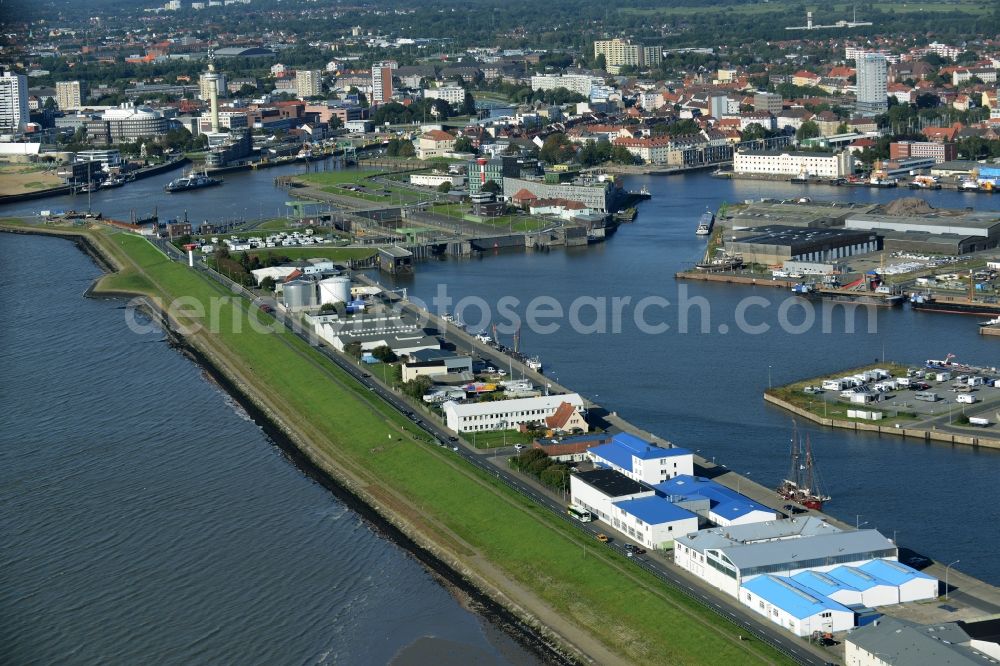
left=0, top=234, right=541, bottom=665
left=1, top=165, right=999, bottom=663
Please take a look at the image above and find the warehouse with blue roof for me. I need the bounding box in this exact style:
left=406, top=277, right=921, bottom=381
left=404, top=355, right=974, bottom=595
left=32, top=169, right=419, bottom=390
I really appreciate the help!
left=654, top=475, right=779, bottom=527
left=587, top=433, right=694, bottom=484
left=741, top=575, right=856, bottom=636
left=609, top=496, right=699, bottom=550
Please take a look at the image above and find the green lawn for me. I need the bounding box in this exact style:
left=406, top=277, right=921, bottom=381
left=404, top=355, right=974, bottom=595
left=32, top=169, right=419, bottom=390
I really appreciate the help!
left=467, top=429, right=536, bottom=449
left=81, top=230, right=795, bottom=666
left=297, top=169, right=382, bottom=186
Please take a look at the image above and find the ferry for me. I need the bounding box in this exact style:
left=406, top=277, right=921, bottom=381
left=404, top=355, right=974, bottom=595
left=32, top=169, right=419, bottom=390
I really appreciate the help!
left=695, top=210, right=715, bottom=236
left=164, top=171, right=223, bottom=193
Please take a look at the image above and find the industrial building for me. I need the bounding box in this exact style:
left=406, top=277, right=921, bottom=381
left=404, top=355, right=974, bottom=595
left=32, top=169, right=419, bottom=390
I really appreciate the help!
left=570, top=468, right=654, bottom=524
left=732, top=200, right=879, bottom=230
left=442, top=393, right=585, bottom=433
left=844, top=209, right=1000, bottom=254
left=889, top=140, right=957, bottom=164
left=846, top=616, right=1000, bottom=665
left=401, top=349, right=473, bottom=382
left=654, top=475, right=779, bottom=527
left=741, top=575, right=856, bottom=637
left=734, top=150, right=854, bottom=178
left=674, top=518, right=898, bottom=598
left=410, top=173, right=464, bottom=188
left=587, top=433, right=694, bottom=485
left=727, top=225, right=881, bottom=265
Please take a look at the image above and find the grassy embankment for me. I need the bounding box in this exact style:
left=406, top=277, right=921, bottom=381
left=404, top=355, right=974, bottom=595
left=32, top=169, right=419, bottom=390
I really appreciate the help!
left=296, top=170, right=427, bottom=204
left=5, top=218, right=794, bottom=665
left=766, top=362, right=922, bottom=422
left=431, top=202, right=551, bottom=233
left=0, top=164, right=64, bottom=196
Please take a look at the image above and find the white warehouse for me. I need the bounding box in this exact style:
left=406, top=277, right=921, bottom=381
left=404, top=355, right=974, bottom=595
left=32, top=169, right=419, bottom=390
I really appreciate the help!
left=442, top=393, right=585, bottom=433
left=741, top=575, right=856, bottom=637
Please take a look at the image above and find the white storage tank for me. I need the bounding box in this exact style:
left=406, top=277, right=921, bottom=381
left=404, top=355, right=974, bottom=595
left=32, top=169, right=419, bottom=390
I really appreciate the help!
left=283, top=280, right=316, bottom=309
left=319, top=276, right=351, bottom=305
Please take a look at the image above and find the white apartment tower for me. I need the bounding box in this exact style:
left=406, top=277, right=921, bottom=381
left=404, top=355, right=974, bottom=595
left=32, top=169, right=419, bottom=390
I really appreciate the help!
left=855, top=53, right=888, bottom=116
left=56, top=80, right=84, bottom=111
left=0, top=71, right=30, bottom=132
left=371, top=61, right=397, bottom=105
left=295, top=69, right=323, bottom=99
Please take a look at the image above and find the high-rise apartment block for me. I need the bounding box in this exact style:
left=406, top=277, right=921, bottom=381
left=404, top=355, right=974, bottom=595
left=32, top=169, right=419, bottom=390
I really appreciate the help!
left=593, top=39, right=661, bottom=74
left=371, top=61, right=397, bottom=105
left=56, top=80, right=85, bottom=110
left=855, top=53, right=888, bottom=116
left=295, top=69, right=323, bottom=99
left=0, top=71, right=30, bottom=132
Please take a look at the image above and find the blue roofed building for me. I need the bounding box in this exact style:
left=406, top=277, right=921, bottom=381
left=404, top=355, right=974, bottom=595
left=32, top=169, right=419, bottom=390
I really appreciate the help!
left=790, top=569, right=865, bottom=607
left=587, top=433, right=694, bottom=484
left=741, top=575, right=855, bottom=636
left=824, top=565, right=900, bottom=607
left=610, top=496, right=699, bottom=550
left=654, top=475, right=779, bottom=527
left=856, top=559, right=938, bottom=602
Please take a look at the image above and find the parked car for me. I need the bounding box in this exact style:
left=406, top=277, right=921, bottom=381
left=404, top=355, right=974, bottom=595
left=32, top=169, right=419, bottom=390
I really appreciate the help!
left=514, top=444, right=525, bottom=451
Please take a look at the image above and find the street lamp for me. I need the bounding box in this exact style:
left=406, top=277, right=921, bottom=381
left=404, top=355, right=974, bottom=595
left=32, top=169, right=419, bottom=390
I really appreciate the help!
left=945, top=559, right=960, bottom=600
left=856, top=514, right=863, bottom=529
left=768, top=365, right=772, bottom=389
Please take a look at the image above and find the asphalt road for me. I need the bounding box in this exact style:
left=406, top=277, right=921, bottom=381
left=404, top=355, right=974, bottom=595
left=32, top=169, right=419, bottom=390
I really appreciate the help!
left=156, top=240, right=832, bottom=665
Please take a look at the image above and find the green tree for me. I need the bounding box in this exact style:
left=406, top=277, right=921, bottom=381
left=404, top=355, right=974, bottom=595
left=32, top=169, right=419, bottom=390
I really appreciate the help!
left=538, top=133, right=576, bottom=164
left=402, top=376, right=432, bottom=400
left=796, top=120, right=821, bottom=141
left=372, top=345, right=397, bottom=363
left=741, top=123, right=767, bottom=141
left=610, top=144, right=636, bottom=164
left=344, top=341, right=363, bottom=359
left=437, top=181, right=452, bottom=193
left=481, top=180, right=501, bottom=195
left=453, top=136, right=475, bottom=153
left=259, top=276, right=276, bottom=292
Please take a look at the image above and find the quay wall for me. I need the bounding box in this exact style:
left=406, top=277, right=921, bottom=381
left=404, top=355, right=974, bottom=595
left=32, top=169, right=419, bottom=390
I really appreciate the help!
left=763, top=392, right=1000, bottom=451
left=675, top=271, right=795, bottom=288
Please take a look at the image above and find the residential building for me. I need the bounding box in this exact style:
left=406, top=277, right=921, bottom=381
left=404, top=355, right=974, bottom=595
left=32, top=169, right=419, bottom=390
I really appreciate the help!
left=198, top=71, right=226, bottom=101
left=733, top=150, right=854, bottom=178
left=593, top=38, right=661, bottom=74
left=855, top=53, right=888, bottom=116
left=587, top=433, right=693, bottom=485
left=0, top=71, right=29, bottom=132
left=889, top=140, right=957, bottom=164
left=416, top=129, right=455, bottom=159
left=753, top=91, right=783, bottom=115
left=423, top=85, right=465, bottom=106
left=295, top=69, right=323, bottom=99
left=55, top=80, right=84, bottom=111
left=371, top=61, right=397, bottom=104
left=442, top=393, right=586, bottom=433
left=545, top=401, right=590, bottom=433
left=529, top=74, right=604, bottom=98
left=951, top=67, right=997, bottom=87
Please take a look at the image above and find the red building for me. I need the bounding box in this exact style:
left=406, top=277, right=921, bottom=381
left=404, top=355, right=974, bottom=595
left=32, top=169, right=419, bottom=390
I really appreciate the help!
left=889, top=141, right=957, bottom=164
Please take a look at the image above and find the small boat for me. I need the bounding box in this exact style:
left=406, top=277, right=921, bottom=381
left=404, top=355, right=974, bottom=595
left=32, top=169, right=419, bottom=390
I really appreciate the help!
left=776, top=425, right=830, bottom=511
left=695, top=251, right=743, bottom=271
left=979, top=316, right=1000, bottom=327
left=527, top=357, right=543, bottom=372
left=165, top=170, right=223, bottom=193
left=101, top=175, right=126, bottom=188
left=695, top=210, right=715, bottom=236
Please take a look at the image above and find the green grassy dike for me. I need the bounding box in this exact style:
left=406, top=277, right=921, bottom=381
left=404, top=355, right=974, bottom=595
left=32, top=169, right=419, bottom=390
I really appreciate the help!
left=5, top=221, right=793, bottom=666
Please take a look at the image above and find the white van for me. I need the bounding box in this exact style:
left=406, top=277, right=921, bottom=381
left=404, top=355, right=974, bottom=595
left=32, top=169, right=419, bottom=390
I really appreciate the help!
left=956, top=394, right=977, bottom=404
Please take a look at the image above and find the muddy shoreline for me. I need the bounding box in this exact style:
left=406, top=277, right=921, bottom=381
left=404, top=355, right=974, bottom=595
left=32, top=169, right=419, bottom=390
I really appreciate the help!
left=4, top=224, right=580, bottom=666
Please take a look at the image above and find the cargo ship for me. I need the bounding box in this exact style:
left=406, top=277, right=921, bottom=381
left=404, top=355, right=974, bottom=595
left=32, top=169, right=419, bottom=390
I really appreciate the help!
left=777, top=426, right=829, bottom=511
left=909, top=293, right=1000, bottom=317
left=695, top=210, right=715, bottom=236
left=164, top=170, right=223, bottom=193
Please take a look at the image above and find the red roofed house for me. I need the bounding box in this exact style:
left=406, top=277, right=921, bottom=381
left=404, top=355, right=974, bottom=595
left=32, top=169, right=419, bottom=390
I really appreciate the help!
left=416, top=129, right=455, bottom=159
left=792, top=70, right=821, bottom=87
left=922, top=123, right=962, bottom=143
left=544, top=401, right=589, bottom=434
left=531, top=434, right=612, bottom=462
left=511, top=188, right=539, bottom=209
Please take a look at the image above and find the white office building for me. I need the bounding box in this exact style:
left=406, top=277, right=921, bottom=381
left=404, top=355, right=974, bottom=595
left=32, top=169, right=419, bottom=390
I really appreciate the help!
left=734, top=150, right=854, bottom=178
left=0, top=71, right=30, bottom=132
left=587, top=433, right=694, bottom=485
left=855, top=53, right=888, bottom=116
left=442, top=393, right=584, bottom=433
left=423, top=85, right=465, bottom=106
